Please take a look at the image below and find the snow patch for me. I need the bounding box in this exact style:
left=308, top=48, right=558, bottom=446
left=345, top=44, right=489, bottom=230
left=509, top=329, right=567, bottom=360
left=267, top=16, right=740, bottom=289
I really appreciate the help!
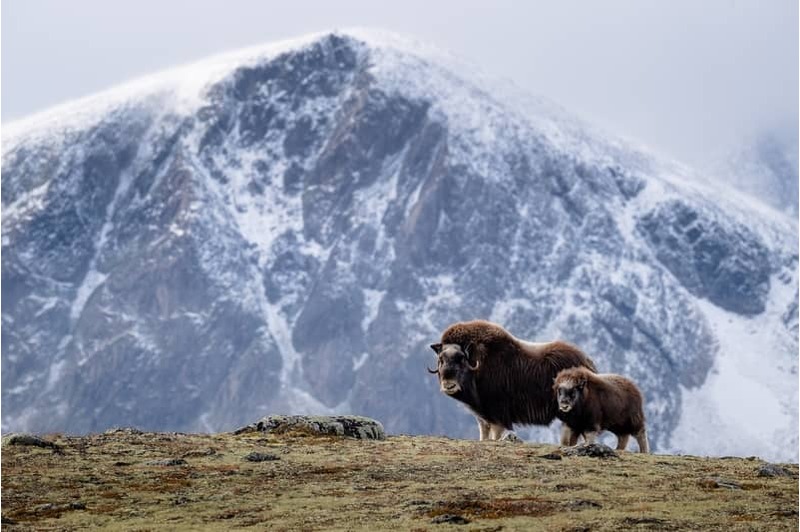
left=46, top=360, right=68, bottom=390
left=2, top=180, right=51, bottom=225
left=362, top=289, right=385, bottom=332
left=169, top=223, right=185, bottom=237
left=69, top=270, right=108, bottom=322
left=669, top=277, right=799, bottom=462
left=353, top=352, right=370, bottom=371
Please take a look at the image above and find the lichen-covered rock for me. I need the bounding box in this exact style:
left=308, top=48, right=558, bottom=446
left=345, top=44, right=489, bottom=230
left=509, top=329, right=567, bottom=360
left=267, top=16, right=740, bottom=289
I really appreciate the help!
left=565, top=499, right=603, bottom=511
left=234, top=415, right=386, bottom=440
left=145, top=458, right=187, bottom=466
left=698, top=477, right=742, bottom=490
left=430, top=514, right=470, bottom=525
left=757, top=463, right=792, bottom=478
left=243, top=452, right=280, bottom=462
left=562, top=443, right=618, bottom=458
left=104, top=427, right=144, bottom=435
left=1, top=433, right=62, bottom=452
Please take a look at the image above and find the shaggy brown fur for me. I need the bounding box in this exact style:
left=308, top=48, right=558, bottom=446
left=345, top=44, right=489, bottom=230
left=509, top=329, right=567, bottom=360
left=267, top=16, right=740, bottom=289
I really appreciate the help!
left=553, top=366, right=649, bottom=453
left=429, top=320, right=597, bottom=439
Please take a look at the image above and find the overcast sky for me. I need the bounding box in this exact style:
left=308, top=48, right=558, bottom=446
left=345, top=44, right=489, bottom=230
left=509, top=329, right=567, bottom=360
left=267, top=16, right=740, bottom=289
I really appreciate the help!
left=2, top=0, right=797, bottom=168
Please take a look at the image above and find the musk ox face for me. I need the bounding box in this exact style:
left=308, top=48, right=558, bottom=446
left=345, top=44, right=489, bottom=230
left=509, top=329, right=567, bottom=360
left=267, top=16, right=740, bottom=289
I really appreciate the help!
left=428, top=343, right=479, bottom=395
left=554, top=377, right=586, bottom=413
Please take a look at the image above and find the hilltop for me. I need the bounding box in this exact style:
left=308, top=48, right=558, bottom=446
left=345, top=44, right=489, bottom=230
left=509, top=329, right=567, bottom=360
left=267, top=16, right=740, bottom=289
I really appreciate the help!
left=2, top=426, right=797, bottom=530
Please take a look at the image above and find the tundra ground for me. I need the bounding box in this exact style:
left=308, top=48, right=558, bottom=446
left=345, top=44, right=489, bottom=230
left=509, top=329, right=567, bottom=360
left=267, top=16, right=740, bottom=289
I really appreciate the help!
left=2, top=429, right=797, bottom=530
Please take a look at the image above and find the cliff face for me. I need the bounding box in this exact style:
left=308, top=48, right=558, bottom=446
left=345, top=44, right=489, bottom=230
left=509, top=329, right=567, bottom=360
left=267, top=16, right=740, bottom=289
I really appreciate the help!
left=2, top=31, right=797, bottom=460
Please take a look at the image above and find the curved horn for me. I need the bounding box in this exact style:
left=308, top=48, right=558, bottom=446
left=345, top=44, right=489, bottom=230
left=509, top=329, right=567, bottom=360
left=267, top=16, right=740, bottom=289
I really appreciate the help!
left=426, top=366, right=439, bottom=374
left=463, top=342, right=479, bottom=371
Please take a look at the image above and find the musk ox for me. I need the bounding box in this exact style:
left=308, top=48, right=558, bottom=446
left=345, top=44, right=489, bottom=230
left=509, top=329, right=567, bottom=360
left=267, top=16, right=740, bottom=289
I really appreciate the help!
left=428, top=320, right=597, bottom=441
left=553, top=366, right=649, bottom=453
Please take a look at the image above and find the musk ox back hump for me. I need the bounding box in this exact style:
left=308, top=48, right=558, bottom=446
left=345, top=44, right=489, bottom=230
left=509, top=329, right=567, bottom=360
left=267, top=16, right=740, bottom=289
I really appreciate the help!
left=440, top=320, right=515, bottom=351
left=534, top=341, right=598, bottom=374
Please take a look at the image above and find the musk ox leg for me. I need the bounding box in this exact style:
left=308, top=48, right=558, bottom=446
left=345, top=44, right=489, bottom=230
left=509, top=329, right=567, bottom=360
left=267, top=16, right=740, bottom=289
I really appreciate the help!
left=560, top=424, right=579, bottom=446
left=616, top=434, right=630, bottom=451
left=488, top=423, right=504, bottom=440
left=477, top=418, right=490, bottom=441
left=488, top=423, right=514, bottom=441
left=635, top=428, right=650, bottom=453
left=583, top=430, right=600, bottom=445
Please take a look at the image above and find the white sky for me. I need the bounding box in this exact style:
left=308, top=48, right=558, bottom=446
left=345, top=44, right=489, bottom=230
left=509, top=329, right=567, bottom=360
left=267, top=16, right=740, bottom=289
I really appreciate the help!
left=2, top=0, right=797, bottom=168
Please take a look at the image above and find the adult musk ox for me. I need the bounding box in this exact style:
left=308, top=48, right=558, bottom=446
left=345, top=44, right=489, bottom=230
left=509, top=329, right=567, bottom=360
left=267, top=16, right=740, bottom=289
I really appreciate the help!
left=553, top=366, right=649, bottom=453
left=428, top=320, right=597, bottom=441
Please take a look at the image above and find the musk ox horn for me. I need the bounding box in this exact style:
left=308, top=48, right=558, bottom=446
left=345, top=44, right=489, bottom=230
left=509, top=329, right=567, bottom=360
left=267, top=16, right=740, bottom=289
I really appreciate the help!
left=463, top=342, right=479, bottom=371
left=427, top=366, right=439, bottom=374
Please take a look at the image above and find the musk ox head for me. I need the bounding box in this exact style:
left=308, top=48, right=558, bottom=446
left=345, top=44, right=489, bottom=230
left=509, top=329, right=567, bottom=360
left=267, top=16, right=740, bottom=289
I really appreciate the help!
left=427, top=342, right=480, bottom=395
left=553, top=373, right=587, bottom=413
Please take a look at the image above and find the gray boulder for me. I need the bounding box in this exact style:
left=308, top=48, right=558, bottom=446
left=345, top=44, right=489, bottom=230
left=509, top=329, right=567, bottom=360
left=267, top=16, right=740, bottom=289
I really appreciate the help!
left=234, top=414, right=386, bottom=440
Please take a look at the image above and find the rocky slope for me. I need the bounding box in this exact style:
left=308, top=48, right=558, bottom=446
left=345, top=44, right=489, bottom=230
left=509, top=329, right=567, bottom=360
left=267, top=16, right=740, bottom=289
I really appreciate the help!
left=2, top=30, right=797, bottom=461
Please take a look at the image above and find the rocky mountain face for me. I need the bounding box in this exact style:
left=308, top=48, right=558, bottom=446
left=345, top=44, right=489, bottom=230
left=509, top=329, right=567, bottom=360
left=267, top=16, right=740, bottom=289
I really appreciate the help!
left=2, top=31, right=797, bottom=461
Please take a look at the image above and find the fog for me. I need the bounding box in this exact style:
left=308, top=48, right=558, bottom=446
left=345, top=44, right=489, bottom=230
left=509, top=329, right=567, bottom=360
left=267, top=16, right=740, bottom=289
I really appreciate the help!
left=2, top=0, right=797, bottom=168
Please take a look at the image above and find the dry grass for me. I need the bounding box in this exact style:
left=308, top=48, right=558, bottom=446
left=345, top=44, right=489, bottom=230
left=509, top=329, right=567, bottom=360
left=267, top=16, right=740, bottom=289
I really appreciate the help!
left=1, top=430, right=797, bottom=531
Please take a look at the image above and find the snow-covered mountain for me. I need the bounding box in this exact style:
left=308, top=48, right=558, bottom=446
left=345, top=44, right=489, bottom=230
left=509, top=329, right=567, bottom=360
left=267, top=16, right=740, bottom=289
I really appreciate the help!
left=709, top=124, right=799, bottom=217
left=3, top=30, right=797, bottom=461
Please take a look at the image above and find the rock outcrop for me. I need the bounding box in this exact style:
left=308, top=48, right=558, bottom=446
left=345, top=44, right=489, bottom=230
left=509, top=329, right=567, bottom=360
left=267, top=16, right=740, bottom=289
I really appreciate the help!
left=235, top=414, right=386, bottom=440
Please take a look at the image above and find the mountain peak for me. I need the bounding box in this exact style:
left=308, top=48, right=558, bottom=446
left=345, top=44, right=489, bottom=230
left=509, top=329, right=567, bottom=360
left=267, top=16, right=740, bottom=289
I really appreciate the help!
left=2, top=30, right=797, bottom=462
left=3, top=29, right=596, bottom=166
left=1, top=31, right=352, bottom=145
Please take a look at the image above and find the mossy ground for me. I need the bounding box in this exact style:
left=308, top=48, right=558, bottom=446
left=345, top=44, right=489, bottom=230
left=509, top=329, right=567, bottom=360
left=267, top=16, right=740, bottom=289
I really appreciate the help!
left=2, top=430, right=797, bottom=531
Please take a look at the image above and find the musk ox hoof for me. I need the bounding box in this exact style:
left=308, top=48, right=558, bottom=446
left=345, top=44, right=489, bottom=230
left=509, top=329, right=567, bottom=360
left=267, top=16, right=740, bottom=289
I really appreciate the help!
left=233, top=415, right=386, bottom=440
left=500, top=432, right=523, bottom=443
left=563, top=443, right=618, bottom=458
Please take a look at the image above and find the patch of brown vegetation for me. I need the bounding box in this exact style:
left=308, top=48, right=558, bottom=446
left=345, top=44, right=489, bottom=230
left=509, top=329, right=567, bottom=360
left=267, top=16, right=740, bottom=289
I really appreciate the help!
left=303, top=465, right=352, bottom=476
left=4, top=501, right=86, bottom=522
left=426, top=495, right=558, bottom=519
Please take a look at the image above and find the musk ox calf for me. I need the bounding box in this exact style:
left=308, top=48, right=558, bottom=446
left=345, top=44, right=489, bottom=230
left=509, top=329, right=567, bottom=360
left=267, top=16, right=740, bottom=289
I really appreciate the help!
left=553, top=366, right=649, bottom=453
left=428, top=320, right=597, bottom=441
